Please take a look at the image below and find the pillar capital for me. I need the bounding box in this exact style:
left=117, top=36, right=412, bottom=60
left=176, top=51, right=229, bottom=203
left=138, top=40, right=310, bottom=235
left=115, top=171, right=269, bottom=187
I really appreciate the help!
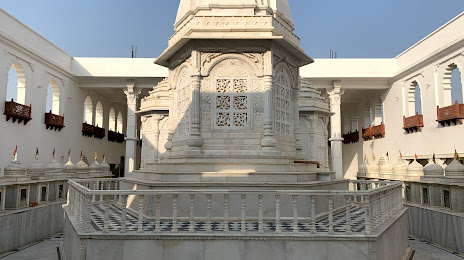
left=124, top=81, right=142, bottom=105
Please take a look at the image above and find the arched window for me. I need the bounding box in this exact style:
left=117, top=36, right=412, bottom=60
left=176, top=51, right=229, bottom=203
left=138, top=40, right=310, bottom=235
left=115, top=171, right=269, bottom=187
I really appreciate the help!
left=6, top=62, right=26, bottom=104
left=46, top=80, right=60, bottom=114
left=407, top=81, right=422, bottom=116
left=351, top=114, right=358, bottom=131
left=95, top=101, right=104, bottom=127
left=443, top=64, right=463, bottom=106
left=117, top=111, right=124, bottom=134
left=364, top=104, right=372, bottom=128
left=109, top=107, right=116, bottom=131
left=83, top=96, right=93, bottom=124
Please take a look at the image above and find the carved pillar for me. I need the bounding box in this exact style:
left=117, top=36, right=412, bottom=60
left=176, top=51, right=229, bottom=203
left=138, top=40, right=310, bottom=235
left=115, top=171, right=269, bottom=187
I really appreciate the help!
left=328, top=81, right=345, bottom=179
left=124, top=81, right=141, bottom=176
left=261, top=75, right=279, bottom=156
left=140, top=115, right=164, bottom=168
left=185, top=74, right=203, bottom=155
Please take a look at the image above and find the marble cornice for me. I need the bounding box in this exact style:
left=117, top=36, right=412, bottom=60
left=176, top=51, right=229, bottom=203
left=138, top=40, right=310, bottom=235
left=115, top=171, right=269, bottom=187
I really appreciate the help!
left=0, top=33, right=77, bottom=82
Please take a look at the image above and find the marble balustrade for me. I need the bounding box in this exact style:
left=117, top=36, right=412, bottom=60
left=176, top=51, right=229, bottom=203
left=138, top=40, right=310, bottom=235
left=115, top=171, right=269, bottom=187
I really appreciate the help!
left=67, top=179, right=403, bottom=236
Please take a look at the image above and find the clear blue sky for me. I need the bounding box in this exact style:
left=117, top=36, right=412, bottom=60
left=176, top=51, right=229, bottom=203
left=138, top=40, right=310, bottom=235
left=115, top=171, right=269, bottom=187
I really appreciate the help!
left=1, top=0, right=464, bottom=58
left=3, top=0, right=464, bottom=106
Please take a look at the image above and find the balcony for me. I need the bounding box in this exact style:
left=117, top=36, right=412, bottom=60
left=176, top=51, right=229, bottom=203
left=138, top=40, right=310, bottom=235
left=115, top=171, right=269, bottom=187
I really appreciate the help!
left=372, top=123, right=385, bottom=139
left=44, top=111, right=65, bottom=131
left=362, top=123, right=385, bottom=140
left=403, top=113, right=423, bottom=133
left=4, top=99, right=32, bottom=125
left=362, top=127, right=372, bottom=141
left=437, top=101, right=464, bottom=126
left=82, top=123, right=95, bottom=137
left=94, top=126, right=106, bottom=139
left=108, top=130, right=125, bottom=143
left=343, top=130, right=359, bottom=144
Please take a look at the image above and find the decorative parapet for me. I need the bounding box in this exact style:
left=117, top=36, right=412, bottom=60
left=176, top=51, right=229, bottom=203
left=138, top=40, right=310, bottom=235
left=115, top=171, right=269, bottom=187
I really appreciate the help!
left=82, top=123, right=95, bottom=137
left=67, top=179, right=403, bottom=236
left=4, top=99, right=32, bottom=125
left=45, top=111, right=64, bottom=131
left=343, top=131, right=359, bottom=144
left=403, top=113, right=423, bottom=133
left=437, top=101, right=464, bottom=126
left=108, top=130, right=125, bottom=143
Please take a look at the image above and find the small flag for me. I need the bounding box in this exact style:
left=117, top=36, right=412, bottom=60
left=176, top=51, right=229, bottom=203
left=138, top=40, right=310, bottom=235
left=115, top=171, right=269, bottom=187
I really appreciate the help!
left=36, top=147, right=39, bottom=156
left=415, top=153, right=418, bottom=160
left=455, top=149, right=460, bottom=161
left=94, top=152, right=97, bottom=161
left=399, top=150, right=403, bottom=159
left=433, top=153, right=436, bottom=164
left=386, top=151, right=389, bottom=158
left=103, top=154, right=105, bottom=160
left=373, top=153, right=376, bottom=161
left=52, top=148, right=55, bottom=158
left=80, top=150, right=83, bottom=159
left=364, top=153, right=366, bottom=162
left=13, top=145, right=17, bottom=156
left=68, top=149, right=71, bottom=157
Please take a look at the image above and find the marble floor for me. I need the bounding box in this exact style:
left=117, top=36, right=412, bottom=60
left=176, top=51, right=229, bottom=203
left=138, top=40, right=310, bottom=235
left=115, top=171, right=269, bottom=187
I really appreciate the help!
left=409, top=236, right=464, bottom=260
left=91, top=204, right=367, bottom=234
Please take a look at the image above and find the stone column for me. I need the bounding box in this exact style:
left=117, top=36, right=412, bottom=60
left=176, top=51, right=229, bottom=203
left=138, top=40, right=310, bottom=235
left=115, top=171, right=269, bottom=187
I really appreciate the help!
left=124, top=81, right=141, bottom=176
left=328, top=81, right=344, bottom=179
left=261, top=75, right=279, bottom=156
left=185, top=74, right=204, bottom=155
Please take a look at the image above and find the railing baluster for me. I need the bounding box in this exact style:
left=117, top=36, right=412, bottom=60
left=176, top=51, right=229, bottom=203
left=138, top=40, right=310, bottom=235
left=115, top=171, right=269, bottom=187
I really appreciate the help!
left=364, top=195, right=371, bottom=235
left=345, top=196, right=352, bottom=234
left=172, top=194, right=178, bottom=233
left=137, top=195, right=144, bottom=233
left=189, top=194, right=195, bottom=233
left=310, top=195, right=317, bottom=234
left=121, top=195, right=127, bottom=233
left=154, top=195, right=161, bottom=233
left=328, top=195, right=334, bottom=234
left=241, top=194, right=246, bottom=234
left=206, top=194, right=212, bottom=233
left=258, top=194, right=264, bottom=234
left=103, top=197, right=110, bottom=233
left=99, top=182, right=104, bottom=202
left=148, top=195, right=154, bottom=218
left=86, top=194, right=92, bottom=233
left=224, top=194, right=229, bottom=234
left=292, top=195, right=299, bottom=233
left=275, top=194, right=281, bottom=234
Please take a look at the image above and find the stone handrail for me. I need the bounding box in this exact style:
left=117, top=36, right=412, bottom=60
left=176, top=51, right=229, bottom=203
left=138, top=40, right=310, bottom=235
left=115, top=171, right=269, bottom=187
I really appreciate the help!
left=67, top=179, right=403, bottom=236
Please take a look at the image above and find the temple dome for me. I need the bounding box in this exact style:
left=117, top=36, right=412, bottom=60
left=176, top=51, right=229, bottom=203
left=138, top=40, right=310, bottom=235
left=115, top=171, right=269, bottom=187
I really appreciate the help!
left=444, top=159, right=464, bottom=177
left=380, top=156, right=393, bottom=175
left=407, top=159, right=424, bottom=176
left=423, top=159, right=444, bottom=177
left=175, top=0, right=293, bottom=25
left=357, top=160, right=368, bottom=177
left=393, top=157, right=407, bottom=175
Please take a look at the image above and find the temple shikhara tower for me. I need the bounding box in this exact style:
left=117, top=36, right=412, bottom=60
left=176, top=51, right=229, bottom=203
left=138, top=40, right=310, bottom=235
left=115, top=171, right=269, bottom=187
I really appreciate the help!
left=136, top=0, right=331, bottom=182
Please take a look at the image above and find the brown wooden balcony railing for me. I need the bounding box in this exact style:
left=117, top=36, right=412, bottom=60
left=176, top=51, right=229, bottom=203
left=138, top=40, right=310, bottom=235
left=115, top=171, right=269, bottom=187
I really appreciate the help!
left=94, top=126, right=106, bottom=139
left=4, top=99, right=32, bottom=125
left=45, top=111, right=65, bottom=131
left=437, top=101, right=464, bottom=126
left=362, top=127, right=373, bottom=141
left=82, top=123, right=95, bottom=137
left=343, top=130, right=359, bottom=144
left=403, top=113, right=423, bottom=133
left=372, top=123, right=385, bottom=139
left=362, top=123, right=385, bottom=140
left=108, top=130, right=125, bottom=143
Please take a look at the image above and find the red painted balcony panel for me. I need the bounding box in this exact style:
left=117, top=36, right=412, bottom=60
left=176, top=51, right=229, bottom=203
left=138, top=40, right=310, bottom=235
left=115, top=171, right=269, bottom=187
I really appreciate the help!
left=437, top=101, right=464, bottom=126
left=403, top=113, right=423, bottom=133
left=4, top=99, right=32, bottom=125
left=45, top=112, right=65, bottom=131
left=82, top=123, right=95, bottom=137
left=343, top=130, right=359, bottom=144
